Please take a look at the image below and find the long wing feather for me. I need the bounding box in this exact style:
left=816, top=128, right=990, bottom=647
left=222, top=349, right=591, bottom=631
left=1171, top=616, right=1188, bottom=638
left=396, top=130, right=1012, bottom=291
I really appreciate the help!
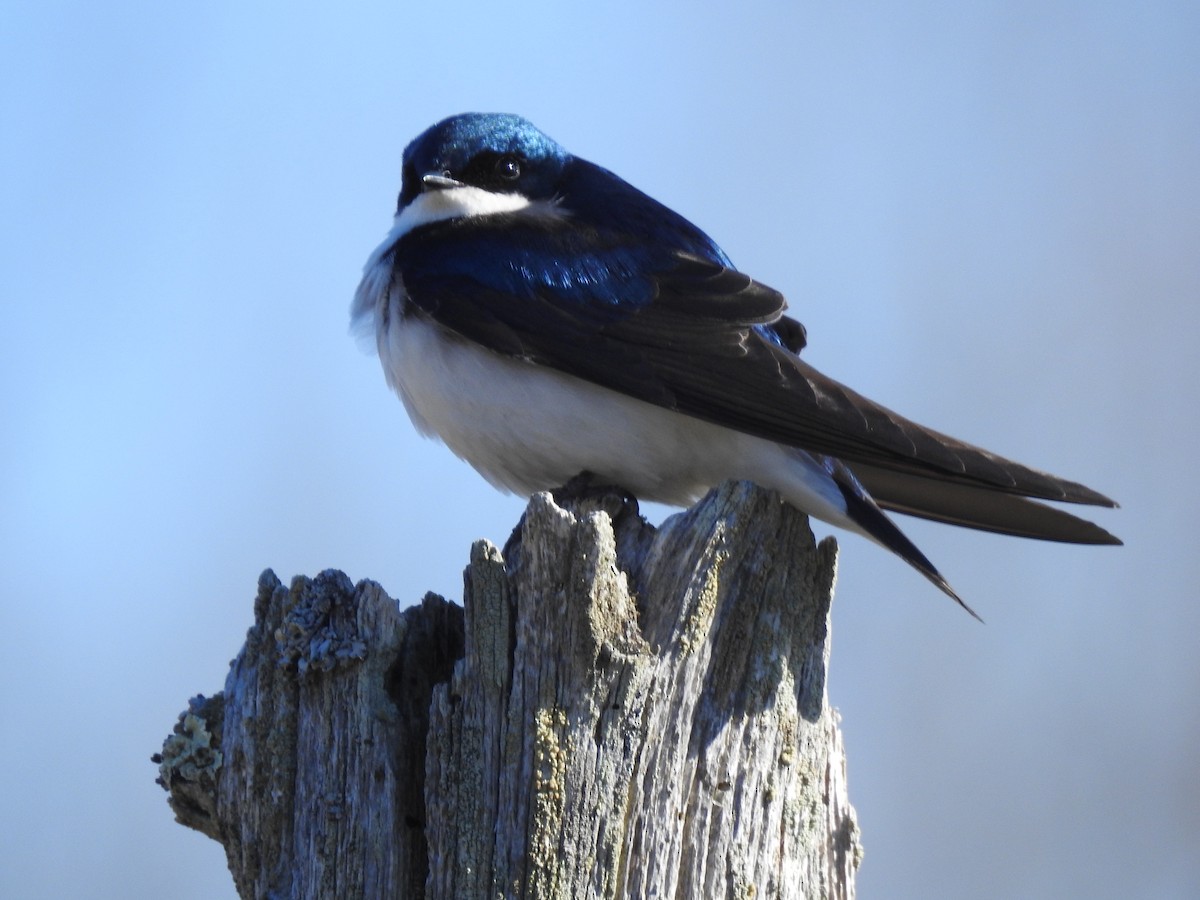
left=394, top=214, right=1117, bottom=522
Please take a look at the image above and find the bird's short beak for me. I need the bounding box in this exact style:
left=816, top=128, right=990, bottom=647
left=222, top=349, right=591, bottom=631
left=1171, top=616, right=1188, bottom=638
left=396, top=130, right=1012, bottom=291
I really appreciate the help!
left=422, top=173, right=464, bottom=191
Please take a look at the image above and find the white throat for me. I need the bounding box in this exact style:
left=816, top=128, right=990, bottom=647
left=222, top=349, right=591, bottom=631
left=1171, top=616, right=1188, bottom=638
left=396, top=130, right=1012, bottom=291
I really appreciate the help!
left=392, top=185, right=534, bottom=239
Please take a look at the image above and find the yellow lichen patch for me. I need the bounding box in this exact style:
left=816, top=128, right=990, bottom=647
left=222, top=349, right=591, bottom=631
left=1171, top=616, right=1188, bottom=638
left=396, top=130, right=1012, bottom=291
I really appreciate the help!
left=679, top=545, right=728, bottom=655
left=527, top=706, right=571, bottom=892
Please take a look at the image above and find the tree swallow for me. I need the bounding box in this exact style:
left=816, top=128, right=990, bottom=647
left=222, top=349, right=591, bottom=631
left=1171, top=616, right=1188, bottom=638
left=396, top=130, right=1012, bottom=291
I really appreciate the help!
left=352, top=112, right=1119, bottom=617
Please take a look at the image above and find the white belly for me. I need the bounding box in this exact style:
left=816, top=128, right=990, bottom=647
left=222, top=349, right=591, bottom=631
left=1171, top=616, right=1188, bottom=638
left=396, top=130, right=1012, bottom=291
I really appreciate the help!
left=377, top=308, right=856, bottom=531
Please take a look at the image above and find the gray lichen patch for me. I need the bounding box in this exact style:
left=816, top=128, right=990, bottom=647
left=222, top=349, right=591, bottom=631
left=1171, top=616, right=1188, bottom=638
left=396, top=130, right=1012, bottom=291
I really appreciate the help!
left=274, top=570, right=369, bottom=675
left=157, top=704, right=223, bottom=784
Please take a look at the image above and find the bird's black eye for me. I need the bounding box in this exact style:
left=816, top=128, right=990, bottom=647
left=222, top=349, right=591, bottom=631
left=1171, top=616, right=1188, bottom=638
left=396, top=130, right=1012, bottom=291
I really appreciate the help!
left=495, top=155, right=521, bottom=181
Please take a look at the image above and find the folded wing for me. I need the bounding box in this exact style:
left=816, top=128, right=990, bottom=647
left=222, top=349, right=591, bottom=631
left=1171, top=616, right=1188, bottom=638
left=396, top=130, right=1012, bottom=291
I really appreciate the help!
left=395, top=221, right=1119, bottom=544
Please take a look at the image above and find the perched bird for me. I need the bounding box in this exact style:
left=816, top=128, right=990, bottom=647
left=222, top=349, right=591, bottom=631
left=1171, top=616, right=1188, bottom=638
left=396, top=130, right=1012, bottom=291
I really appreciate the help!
left=352, top=112, right=1119, bottom=617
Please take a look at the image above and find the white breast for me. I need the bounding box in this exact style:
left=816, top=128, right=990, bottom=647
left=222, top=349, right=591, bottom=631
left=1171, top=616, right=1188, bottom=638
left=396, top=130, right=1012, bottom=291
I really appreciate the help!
left=380, top=305, right=721, bottom=502
left=350, top=195, right=855, bottom=531
left=371, top=292, right=854, bottom=532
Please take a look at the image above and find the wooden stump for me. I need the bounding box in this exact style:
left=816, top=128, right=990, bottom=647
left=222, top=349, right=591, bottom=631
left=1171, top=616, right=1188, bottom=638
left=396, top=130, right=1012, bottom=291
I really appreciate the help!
left=156, top=481, right=860, bottom=898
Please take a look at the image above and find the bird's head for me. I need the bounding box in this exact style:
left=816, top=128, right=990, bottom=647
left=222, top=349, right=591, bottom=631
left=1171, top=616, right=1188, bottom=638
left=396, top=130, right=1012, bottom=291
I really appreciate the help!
left=396, top=112, right=569, bottom=220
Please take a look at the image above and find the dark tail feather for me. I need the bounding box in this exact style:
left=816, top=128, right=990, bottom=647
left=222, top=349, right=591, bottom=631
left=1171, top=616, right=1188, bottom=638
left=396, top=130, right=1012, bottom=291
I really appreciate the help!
left=831, top=462, right=983, bottom=622
left=850, top=463, right=1122, bottom=545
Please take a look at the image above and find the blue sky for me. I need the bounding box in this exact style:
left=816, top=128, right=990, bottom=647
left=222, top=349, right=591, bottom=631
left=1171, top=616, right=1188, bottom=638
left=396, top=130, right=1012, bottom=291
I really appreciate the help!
left=2, top=2, right=1197, bottom=897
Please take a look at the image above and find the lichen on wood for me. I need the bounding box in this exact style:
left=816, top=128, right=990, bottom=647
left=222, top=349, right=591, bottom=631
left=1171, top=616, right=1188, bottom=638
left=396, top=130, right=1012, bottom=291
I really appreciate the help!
left=156, top=480, right=859, bottom=898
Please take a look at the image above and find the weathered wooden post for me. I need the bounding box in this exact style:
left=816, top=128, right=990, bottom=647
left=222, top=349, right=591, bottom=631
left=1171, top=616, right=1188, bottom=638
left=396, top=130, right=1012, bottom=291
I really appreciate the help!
left=156, top=481, right=860, bottom=898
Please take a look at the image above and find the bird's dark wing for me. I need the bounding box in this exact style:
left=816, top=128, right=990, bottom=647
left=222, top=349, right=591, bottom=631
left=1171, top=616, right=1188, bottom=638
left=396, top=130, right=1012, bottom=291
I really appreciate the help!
left=394, top=218, right=1118, bottom=542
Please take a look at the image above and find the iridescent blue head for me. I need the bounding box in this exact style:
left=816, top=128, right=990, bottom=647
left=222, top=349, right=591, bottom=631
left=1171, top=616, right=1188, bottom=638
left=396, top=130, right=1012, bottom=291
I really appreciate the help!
left=397, top=113, right=569, bottom=212
left=380, top=112, right=731, bottom=271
